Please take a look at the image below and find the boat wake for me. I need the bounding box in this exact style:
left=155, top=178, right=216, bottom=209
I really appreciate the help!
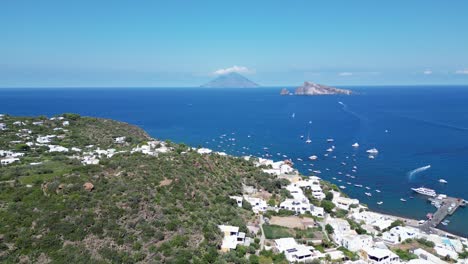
left=407, top=165, right=431, bottom=180
left=338, top=101, right=368, bottom=122
left=338, top=101, right=369, bottom=144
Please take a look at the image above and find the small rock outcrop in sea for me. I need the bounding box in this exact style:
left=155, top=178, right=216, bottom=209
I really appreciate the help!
left=293, top=81, right=352, bottom=95
left=280, top=88, right=290, bottom=95
left=201, top=72, right=260, bottom=88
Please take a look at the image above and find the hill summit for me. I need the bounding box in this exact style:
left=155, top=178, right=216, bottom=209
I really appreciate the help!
left=201, top=72, right=260, bottom=88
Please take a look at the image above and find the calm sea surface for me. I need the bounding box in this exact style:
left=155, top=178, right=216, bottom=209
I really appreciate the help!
left=1, top=86, right=467, bottom=236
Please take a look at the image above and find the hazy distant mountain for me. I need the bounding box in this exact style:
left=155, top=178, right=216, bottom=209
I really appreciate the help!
left=281, top=81, right=352, bottom=95
left=201, top=72, right=260, bottom=88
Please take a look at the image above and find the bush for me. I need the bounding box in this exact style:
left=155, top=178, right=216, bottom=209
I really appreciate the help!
left=325, top=224, right=334, bottom=235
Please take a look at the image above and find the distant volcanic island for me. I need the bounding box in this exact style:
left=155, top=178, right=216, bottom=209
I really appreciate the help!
left=281, top=81, right=352, bottom=96
left=201, top=72, right=259, bottom=88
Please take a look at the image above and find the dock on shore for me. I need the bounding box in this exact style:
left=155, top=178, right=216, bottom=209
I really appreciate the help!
left=420, top=196, right=465, bottom=233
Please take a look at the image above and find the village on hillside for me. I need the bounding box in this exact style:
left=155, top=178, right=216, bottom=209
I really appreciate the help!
left=1, top=114, right=467, bottom=263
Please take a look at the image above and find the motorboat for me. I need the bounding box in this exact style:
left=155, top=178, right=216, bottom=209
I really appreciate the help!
left=400, top=198, right=407, bottom=202
left=438, top=179, right=448, bottom=184
left=366, top=148, right=379, bottom=154
left=327, top=138, right=334, bottom=143
left=377, top=201, right=383, bottom=205
left=339, top=185, right=346, bottom=189
left=352, top=142, right=359, bottom=148
left=365, top=192, right=372, bottom=197
left=309, top=155, right=318, bottom=160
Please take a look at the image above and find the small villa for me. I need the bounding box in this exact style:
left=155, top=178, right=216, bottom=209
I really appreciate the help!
left=274, top=237, right=317, bottom=263
left=218, top=225, right=246, bottom=252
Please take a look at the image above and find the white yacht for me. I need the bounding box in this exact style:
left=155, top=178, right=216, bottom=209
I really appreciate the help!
left=327, top=138, right=334, bottom=143
left=365, top=192, right=372, bottom=197
left=411, top=187, right=437, bottom=197
left=375, top=190, right=381, bottom=193
left=400, top=198, right=407, bottom=202
left=438, top=179, right=448, bottom=184
left=352, top=142, right=359, bottom=148
left=339, top=185, right=346, bottom=189
left=326, top=148, right=333, bottom=152
left=368, top=155, right=375, bottom=159
left=309, top=155, right=318, bottom=160
left=366, top=148, right=379, bottom=154
left=305, top=138, right=312, bottom=144
left=377, top=201, right=383, bottom=205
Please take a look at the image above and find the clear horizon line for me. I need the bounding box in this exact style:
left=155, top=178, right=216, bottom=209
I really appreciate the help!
left=1, top=83, right=468, bottom=89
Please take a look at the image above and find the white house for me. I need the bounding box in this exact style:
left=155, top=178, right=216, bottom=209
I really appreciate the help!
left=361, top=247, right=400, bottom=264
left=82, top=155, right=99, bottom=165
left=0, top=123, right=6, bottom=130
left=218, top=225, right=246, bottom=252
left=1, top=157, right=20, bottom=165
left=230, top=196, right=243, bottom=207
left=32, top=121, right=44, bottom=126
left=310, top=205, right=325, bottom=217
left=286, top=184, right=307, bottom=201
left=197, top=148, right=212, bottom=154
left=243, top=195, right=268, bottom=213
left=62, top=121, right=70, bottom=126
left=351, top=211, right=395, bottom=231
left=13, top=121, right=25, bottom=126
left=114, top=136, right=126, bottom=144
left=310, top=184, right=326, bottom=200
left=37, top=135, right=56, bottom=144
left=275, top=237, right=317, bottom=263
left=280, top=199, right=311, bottom=214
left=332, top=192, right=359, bottom=210
left=340, top=234, right=374, bottom=252
left=294, top=177, right=321, bottom=189
left=382, top=226, right=421, bottom=244
left=48, top=145, right=69, bottom=152
left=257, top=158, right=295, bottom=175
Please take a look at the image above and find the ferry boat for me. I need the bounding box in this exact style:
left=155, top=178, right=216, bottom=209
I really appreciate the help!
left=411, top=187, right=437, bottom=197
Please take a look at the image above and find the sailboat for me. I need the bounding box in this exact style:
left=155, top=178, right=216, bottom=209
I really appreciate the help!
left=305, top=121, right=312, bottom=144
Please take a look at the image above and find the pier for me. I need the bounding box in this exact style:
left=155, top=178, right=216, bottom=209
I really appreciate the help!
left=420, top=196, right=465, bottom=233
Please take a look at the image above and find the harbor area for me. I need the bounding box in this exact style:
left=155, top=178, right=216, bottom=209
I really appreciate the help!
left=420, top=194, right=466, bottom=233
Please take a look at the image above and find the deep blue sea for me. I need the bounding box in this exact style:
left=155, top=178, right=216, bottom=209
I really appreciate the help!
left=1, top=86, right=467, bottom=237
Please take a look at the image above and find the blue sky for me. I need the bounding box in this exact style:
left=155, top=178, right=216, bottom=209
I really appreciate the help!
left=1, top=0, right=468, bottom=87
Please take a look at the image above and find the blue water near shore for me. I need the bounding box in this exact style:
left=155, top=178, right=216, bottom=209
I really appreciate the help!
left=1, top=86, right=467, bottom=237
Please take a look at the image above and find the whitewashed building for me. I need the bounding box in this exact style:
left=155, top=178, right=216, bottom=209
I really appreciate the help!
left=218, top=225, right=245, bottom=252
left=274, top=237, right=317, bottom=263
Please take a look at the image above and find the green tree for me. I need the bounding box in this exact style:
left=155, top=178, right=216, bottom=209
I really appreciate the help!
left=325, top=224, right=334, bottom=235
left=321, top=200, right=335, bottom=213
